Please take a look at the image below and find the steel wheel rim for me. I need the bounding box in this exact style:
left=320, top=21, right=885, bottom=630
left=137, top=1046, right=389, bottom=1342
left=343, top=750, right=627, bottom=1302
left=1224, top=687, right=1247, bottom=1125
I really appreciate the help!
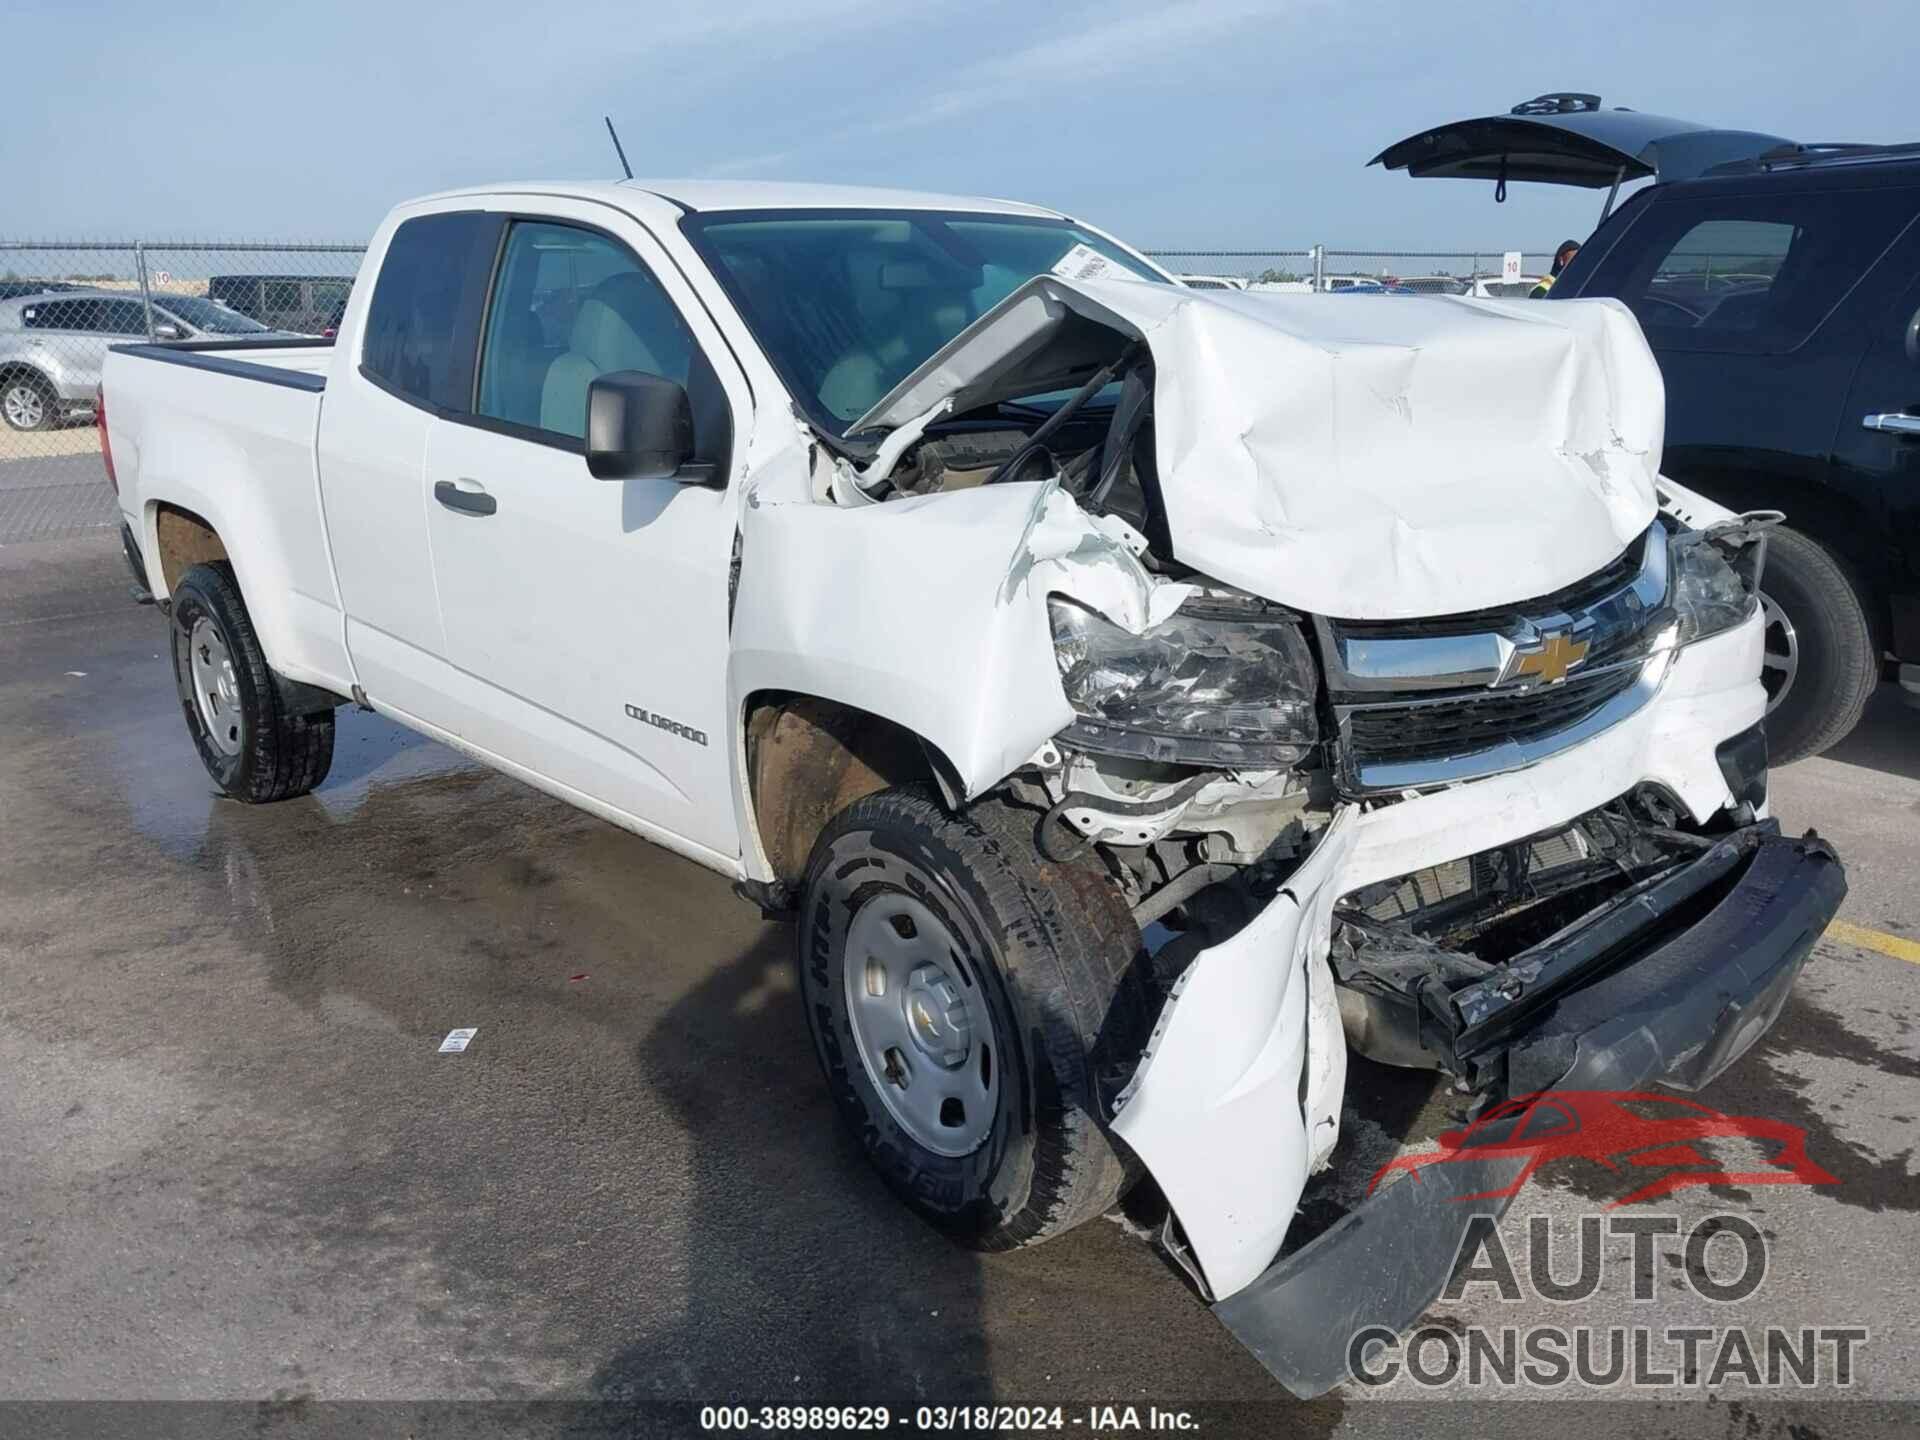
left=842, top=890, right=999, bottom=1157
left=3, top=383, right=43, bottom=429
left=189, top=616, right=245, bottom=757
left=1759, top=591, right=1798, bottom=714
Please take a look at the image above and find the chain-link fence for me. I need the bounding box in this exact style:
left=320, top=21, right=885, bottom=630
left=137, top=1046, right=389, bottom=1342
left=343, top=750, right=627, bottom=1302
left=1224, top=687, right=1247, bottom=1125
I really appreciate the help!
left=0, top=241, right=363, bottom=543
left=0, top=237, right=1560, bottom=543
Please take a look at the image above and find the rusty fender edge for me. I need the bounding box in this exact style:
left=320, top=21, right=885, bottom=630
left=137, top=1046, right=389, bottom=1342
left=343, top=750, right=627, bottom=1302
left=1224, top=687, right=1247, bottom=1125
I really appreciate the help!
left=1212, top=825, right=1846, bottom=1398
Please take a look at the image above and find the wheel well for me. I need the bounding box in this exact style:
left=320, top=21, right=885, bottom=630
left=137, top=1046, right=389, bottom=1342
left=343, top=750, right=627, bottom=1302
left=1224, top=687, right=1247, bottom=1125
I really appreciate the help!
left=1670, top=470, right=1889, bottom=649
left=153, top=504, right=229, bottom=596
left=0, top=363, right=52, bottom=390
left=744, top=694, right=946, bottom=885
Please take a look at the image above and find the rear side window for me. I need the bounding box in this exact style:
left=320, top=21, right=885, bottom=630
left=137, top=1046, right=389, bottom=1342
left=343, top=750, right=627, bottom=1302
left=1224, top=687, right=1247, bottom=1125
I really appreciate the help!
left=22, top=299, right=85, bottom=331
left=361, top=212, right=501, bottom=412
left=1594, top=186, right=1920, bottom=353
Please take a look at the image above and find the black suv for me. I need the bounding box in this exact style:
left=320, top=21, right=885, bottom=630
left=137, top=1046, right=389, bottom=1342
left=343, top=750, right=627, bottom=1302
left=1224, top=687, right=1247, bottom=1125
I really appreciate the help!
left=1376, top=98, right=1920, bottom=761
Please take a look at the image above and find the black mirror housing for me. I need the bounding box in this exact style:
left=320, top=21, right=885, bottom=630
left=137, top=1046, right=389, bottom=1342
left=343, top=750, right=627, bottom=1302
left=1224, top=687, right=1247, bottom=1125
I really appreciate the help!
left=586, top=370, right=697, bottom=481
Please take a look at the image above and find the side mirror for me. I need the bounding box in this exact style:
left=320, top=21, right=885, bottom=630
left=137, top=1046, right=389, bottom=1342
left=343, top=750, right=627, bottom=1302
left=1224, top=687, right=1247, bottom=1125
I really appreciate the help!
left=585, top=370, right=711, bottom=482
left=152, top=321, right=185, bottom=341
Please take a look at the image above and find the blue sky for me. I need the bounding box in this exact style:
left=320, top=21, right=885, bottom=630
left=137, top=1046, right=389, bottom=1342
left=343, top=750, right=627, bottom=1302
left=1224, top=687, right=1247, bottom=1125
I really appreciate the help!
left=4, top=0, right=1910, bottom=249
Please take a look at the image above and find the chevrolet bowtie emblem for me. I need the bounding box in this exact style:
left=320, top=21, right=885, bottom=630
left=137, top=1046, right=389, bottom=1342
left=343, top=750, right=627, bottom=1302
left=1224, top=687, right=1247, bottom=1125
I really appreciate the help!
left=1507, top=630, right=1590, bottom=685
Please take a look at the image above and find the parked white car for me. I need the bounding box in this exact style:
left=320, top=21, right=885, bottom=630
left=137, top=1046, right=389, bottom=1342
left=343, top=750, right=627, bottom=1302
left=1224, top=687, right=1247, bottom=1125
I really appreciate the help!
left=1465, top=274, right=1548, bottom=299
left=1176, top=273, right=1249, bottom=290
left=99, top=179, right=1844, bottom=1396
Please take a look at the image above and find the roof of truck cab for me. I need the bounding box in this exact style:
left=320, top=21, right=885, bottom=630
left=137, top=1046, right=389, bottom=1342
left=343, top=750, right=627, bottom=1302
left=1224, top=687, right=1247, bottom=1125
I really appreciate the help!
left=408, top=179, right=1067, bottom=219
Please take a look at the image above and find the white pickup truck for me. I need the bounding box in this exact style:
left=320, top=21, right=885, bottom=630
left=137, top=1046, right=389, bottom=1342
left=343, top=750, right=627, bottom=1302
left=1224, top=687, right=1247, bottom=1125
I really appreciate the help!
left=101, top=179, right=1845, bottom=1394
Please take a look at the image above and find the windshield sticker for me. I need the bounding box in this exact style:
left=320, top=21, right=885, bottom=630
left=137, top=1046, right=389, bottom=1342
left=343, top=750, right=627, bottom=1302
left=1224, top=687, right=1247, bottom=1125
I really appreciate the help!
left=1050, top=242, right=1124, bottom=283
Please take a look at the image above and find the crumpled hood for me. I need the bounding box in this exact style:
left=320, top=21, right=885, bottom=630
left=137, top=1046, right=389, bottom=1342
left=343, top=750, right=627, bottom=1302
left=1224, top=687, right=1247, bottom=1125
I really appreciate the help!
left=852, top=278, right=1663, bottom=620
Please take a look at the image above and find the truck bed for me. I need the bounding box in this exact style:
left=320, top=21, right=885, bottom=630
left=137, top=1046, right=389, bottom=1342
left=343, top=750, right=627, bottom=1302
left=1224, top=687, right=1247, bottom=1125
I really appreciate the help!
left=102, top=333, right=350, bottom=700
left=110, top=337, right=333, bottom=392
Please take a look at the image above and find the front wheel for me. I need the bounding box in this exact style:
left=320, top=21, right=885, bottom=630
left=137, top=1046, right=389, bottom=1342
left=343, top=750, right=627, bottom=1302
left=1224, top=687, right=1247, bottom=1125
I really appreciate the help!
left=169, top=562, right=335, bottom=801
left=1756, top=526, right=1876, bottom=764
left=797, top=789, right=1148, bottom=1251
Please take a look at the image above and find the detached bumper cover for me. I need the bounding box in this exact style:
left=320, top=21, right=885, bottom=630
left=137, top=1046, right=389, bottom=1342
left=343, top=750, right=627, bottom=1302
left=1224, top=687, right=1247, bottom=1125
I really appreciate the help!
left=1213, top=824, right=1844, bottom=1398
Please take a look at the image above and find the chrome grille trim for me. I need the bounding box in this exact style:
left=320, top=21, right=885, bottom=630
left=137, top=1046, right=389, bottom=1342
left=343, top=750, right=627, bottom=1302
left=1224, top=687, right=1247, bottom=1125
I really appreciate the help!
left=1321, top=525, right=1668, bottom=694
left=1320, top=524, right=1677, bottom=794
left=1336, top=649, right=1674, bottom=793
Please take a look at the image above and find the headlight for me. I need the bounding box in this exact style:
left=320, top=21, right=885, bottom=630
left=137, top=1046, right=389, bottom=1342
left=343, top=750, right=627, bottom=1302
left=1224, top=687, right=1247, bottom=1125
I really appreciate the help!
left=1047, top=590, right=1318, bottom=766
left=1668, top=524, right=1766, bottom=645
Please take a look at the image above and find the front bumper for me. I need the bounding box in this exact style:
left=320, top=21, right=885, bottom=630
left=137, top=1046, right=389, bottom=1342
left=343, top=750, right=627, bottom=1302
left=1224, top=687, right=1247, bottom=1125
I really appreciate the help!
left=1212, top=822, right=1845, bottom=1397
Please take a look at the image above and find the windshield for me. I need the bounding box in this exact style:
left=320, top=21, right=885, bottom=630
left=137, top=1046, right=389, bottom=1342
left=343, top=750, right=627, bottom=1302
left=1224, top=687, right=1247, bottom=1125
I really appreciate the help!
left=155, top=295, right=272, bottom=334
left=682, top=208, right=1166, bottom=435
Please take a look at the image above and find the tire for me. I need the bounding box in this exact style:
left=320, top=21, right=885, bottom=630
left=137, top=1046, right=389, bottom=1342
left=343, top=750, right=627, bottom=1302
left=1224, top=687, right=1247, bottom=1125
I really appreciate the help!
left=797, top=787, right=1150, bottom=1251
left=2, top=372, right=57, bottom=432
left=1758, top=525, right=1877, bottom=765
left=169, top=562, right=335, bottom=802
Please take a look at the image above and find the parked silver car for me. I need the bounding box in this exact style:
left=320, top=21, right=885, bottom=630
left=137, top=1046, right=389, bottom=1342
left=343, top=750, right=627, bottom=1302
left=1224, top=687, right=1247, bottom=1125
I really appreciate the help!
left=0, top=289, right=282, bottom=431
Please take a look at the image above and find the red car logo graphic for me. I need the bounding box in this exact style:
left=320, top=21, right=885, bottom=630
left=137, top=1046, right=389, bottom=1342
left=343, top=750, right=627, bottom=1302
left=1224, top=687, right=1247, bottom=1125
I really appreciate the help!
left=1367, top=1091, right=1837, bottom=1207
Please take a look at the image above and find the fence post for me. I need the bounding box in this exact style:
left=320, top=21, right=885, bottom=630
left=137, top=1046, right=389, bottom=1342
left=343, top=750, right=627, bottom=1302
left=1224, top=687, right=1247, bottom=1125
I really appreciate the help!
left=1311, top=243, right=1325, bottom=294
left=134, top=241, right=155, bottom=341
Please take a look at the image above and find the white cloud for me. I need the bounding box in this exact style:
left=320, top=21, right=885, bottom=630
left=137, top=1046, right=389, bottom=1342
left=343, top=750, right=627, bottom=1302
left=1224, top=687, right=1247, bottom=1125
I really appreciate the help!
left=894, top=0, right=1292, bottom=129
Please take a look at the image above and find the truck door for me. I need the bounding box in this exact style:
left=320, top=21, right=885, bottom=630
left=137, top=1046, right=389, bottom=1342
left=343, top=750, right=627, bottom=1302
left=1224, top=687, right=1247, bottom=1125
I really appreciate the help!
left=420, top=204, right=746, bottom=860
left=316, top=208, right=502, bottom=729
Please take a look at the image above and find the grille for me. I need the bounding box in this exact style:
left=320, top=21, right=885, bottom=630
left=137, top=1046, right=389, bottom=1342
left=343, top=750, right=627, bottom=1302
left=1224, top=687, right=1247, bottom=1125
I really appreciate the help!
left=1333, top=531, right=1649, bottom=641
left=1345, top=663, right=1639, bottom=763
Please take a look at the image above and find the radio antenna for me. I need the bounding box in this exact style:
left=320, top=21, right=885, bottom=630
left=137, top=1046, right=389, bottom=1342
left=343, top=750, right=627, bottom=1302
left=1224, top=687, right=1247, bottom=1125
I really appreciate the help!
left=604, top=116, right=634, bottom=180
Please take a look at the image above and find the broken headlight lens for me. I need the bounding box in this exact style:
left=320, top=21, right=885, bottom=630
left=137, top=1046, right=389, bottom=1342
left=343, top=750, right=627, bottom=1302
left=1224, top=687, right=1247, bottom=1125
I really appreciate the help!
left=1668, top=526, right=1765, bottom=646
left=1047, top=591, right=1319, bottom=766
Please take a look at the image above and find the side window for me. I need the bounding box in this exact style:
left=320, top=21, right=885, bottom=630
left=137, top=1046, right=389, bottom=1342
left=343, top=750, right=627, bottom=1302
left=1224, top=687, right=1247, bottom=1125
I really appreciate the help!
left=209, top=279, right=257, bottom=316
left=103, top=300, right=149, bottom=336
left=362, top=212, right=501, bottom=413
left=262, top=279, right=303, bottom=315
left=1598, top=187, right=1919, bottom=354
left=476, top=220, right=695, bottom=439
left=23, top=299, right=81, bottom=331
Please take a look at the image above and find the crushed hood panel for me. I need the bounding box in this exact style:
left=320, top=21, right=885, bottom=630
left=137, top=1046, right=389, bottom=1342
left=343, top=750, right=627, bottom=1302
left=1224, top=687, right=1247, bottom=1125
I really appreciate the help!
left=856, top=278, right=1665, bottom=620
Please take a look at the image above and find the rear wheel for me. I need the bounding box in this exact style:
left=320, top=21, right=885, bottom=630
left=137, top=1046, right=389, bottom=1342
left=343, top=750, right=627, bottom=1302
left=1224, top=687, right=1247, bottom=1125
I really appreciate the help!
left=797, top=789, right=1148, bottom=1250
left=169, top=562, right=335, bottom=801
left=2, top=372, right=56, bottom=432
left=1758, top=525, right=1876, bottom=764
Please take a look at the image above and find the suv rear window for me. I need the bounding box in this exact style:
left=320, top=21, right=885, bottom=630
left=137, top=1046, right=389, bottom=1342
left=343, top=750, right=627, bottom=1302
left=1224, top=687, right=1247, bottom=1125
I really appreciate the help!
left=1592, top=186, right=1920, bottom=353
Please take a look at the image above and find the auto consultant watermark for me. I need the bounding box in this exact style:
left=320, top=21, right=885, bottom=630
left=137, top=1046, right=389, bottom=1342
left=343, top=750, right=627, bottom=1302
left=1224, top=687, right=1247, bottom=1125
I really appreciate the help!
left=1345, top=1090, right=1865, bottom=1393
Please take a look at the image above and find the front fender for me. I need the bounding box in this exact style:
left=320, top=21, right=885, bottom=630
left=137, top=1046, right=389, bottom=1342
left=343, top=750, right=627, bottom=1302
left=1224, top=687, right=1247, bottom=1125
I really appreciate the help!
left=727, top=481, right=1176, bottom=829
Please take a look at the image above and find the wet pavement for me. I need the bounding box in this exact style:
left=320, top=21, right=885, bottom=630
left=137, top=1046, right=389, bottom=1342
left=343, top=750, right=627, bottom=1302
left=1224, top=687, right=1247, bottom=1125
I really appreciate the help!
left=2, top=532, right=1916, bottom=1436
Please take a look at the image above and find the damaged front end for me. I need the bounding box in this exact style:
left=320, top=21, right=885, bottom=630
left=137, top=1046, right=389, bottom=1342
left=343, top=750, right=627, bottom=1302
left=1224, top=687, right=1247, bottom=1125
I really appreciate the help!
left=1216, top=806, right=1843, bottom=1396
left=738, top=266, right=1845, bottom=1398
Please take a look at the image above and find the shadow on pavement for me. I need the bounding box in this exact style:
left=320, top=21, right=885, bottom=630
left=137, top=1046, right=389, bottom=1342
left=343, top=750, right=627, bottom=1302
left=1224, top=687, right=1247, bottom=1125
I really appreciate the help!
left=1815, top=684, right=1920, bottom=783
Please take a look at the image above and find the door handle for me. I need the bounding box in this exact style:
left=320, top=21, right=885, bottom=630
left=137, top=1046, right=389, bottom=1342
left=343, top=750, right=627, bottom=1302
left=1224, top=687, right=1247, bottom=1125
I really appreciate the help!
left=1862, top=412, right=1920, bottom=437
left=433, top=479, right=497, bottom=515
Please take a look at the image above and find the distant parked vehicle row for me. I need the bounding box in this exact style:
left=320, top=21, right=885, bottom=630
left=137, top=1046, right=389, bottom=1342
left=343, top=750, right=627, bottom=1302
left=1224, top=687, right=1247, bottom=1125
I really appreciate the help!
left=0, top=289, right=288, bottom=431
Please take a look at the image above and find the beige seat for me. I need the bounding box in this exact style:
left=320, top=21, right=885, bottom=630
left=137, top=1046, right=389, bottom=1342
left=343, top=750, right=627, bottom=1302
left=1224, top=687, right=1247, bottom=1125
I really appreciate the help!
left=818, top=247, right=910, bottom=423
left=539, top=274, right=687, bottom=436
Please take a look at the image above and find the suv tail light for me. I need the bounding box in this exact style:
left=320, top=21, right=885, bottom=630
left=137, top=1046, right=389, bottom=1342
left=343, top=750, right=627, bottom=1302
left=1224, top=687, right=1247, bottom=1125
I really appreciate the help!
left=96, top=384, right=117, bottom=493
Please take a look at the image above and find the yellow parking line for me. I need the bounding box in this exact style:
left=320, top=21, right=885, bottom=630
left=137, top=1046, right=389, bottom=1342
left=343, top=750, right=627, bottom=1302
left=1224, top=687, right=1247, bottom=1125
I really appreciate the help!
left=1826, top=919, right=1920, bottom=966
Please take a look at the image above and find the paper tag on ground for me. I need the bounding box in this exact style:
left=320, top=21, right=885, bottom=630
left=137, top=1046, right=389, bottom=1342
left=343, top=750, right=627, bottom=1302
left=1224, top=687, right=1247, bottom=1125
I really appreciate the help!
left=1051, top=242, right=1122, bottom=283
left=438, top=1028, right=478, bottom=1054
